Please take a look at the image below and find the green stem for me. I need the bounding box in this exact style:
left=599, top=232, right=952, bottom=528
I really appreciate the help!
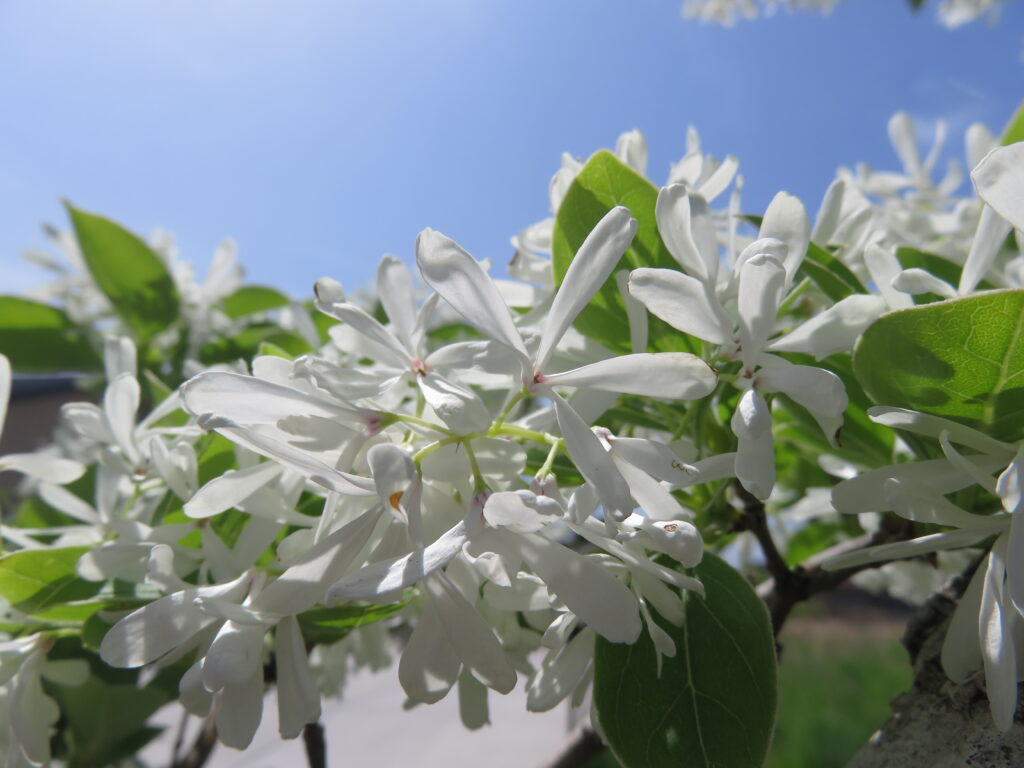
left=535, top=439, right=564, bottom=480
left=488, top=389, right=527, bottom=435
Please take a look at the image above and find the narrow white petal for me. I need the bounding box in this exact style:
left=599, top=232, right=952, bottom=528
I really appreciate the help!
left=37, top=482, right=98, bottom=523
left=607, top=436, right=698, bottom=486
left=1007, top=512, right=1024, bottom=616
left=104, top=336, right=137, bottom=382
left=891, top=268, right=957, bottom=298
left=326, top=521, right=467, bottom=603
left=545, top=353, right=716, bottom=400
left=941, top=563, right=985, bottom=684
left=275, top=615, right=322, bottom=739
left=313, top=298, right=410, bottom=369
left=11, top=655, right=58, bottom=766
left=416, top=228, right=530, bottom=360
left=656, top=184, right=712, bottom=281
left=864, top=244, right=914, bottom=310
left=214, top=669, right=264, bottom=749
left=997, top=447, right=1024, bottom=514
left=202, top=621, right=266, bottom=692
left=526, top=631, right=592, bottom=713
left=255, top=506, right=384, bottom=616
left=185, top=461, right=283, bottom=519
left=888, top=112, right=922, bottom=179
left=0, top=354, right=9, bottom=438
left=766, top=295, right=887, bottom=359
left=759, top=191, right=810, bottom=282
left=884, top=477, right=993, bottom=528
left=458, top=667, right=491, bottom=730
left=939, top=431, right=999, bottom=494
left=757, top=359, right=848, bottom=419
left=831, top=456, right=1008, bottom=514
left=515, top=531, right=642, bottom=644
left=536, top=207, right=637, bottom=370
left=731, top=390, right=774, bottom=500
left=179, top=660, right=212, bottom=717
left=979, top=541, right=1018, bottom=732
left=612, top=457, right=693, bottom=523
left=972, top=143, right=1024, bottom=231
left=200, top=417, right=375, bottom=496
left=737, top=254, right=786, bottom=371
left=398, top=602, right=460, bottom=704
left=960, top=205, right=1012, bottom=295
left=484, top=490, right=564, bottom=533
left=628, top=267, right=732, bottom=344
left=376, top=254, right=419, bottom=354
left=424, top=572, right=516, bottom=694
left=104, top=374, right=140, bottom=463
left=823, top=527, right=1001, bottom=570
left=550, top=393, right=633, bottom=520
left=417, top=372, right=492, bottom=435
left=616, top=270, right=648, bottom=354
left=696, top=155, right=739, bottom=203
left=869, top=407, right=1015, bottom=457
left=182, top=371, right=358, bottom=424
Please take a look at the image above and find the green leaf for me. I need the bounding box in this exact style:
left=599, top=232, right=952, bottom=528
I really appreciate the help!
left=65, top=203, right=180, bottom=342
left=593, top=553, right=777, bottom=768
left=297, top=600, right=408, bottom=645
left=0, top=296, right=101, bottom=372
left=796, top=243, right=868, bottom=302
left=1000, top=99, right=1024, bottom=146
left=853, top=290, right=1024, bottom=442
left=222, top=285, right=291, bottom=319
left=199, top=322, right=313, bottom=365
left=0, top=547, right=102, bottom=614
left=552, top=150, right=694, bottom=355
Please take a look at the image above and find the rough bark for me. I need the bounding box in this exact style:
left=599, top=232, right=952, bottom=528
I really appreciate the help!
left=845, top=565, right=1024, bottom=768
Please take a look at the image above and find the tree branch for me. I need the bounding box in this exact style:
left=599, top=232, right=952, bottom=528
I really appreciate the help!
left=169, top=715, right=217, bottom=768
left=303, top=722, right=327, bottom=768
left=543, top=729, right=605, bottom=768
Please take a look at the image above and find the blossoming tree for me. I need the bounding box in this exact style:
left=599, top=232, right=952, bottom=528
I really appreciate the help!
left=0, top=52, right=1022, bottom=768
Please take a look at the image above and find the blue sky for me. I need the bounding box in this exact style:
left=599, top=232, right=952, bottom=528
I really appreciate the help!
left=1, top=0, right=1021, bottom=299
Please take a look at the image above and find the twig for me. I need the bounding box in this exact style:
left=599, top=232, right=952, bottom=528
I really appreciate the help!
left=544, top=729, right=605, bottom=768
left=169, top=715, right=217, bottom=768
left=303, top=721, right=327, bottom=768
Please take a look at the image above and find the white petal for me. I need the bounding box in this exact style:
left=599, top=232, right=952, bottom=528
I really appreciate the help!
left=417, top=372, right=492, bottom=435
left=757, top=359, right=848, bottom=419
left=326, top=521, right=468, bottom=603
left=199, top=417, right=375, bottom=496
left=423, top=572, right=516, bottom=694
left=37, top=482, right=98, bottom=523
left=972, top=142, right=1024, bottom=231
left=100, top=574, right=250, bottom=667
left=104, top=374, right=140, bottom=463
left=766, top=295, right=888, bottom=359
left=889, top=112, right=923, bottom=179
left=526, top=631, right=592, bottom=713
left=628, top=267, right=731, bottom=344
left=868, top=407, right=1014, bottom=457
left=737, top=254, right=786, bottom=371
left=536, top=206, right=637, bottom=370
left=203, top=621, right=266, bottom=692
left=545, top=353, right=716, bottom=400
left=759, top=192, right=810, bottom=282
left=11, top=655, right=58, bottom=766
left=104, top=336, right=137, bottom=382
left=516, top=531, right=641, bottom=643
left=607, top=436, right=697, bottom=486
left=179, top=660, right=212, bottom=717
left=823, top=527, right=1002, bottom=570
left=884, top=477, right=992, bottom=528
left=731, top=390, right=774, bottom=500
left=185, top=461, right=284, bottom=519
left=656, top=185, right=715, bottom=282
left=697, top=155, right=739, bottom=202
left=1007, top=511, right=1024, bottom=616
left=612, top=457, right=693, bottom=523
left=255, top=506, right=384, bottom=616
left=214, top=669, right=264, bottom=749
left=458, top=667, right=490, bottom=730
left=0, top=353, right=9, bottom=438
left=398, top=602, right=460, bottom=704
left=997, top=446, right=1024, bottom=514
left=275, top=615, right=322, bottom=739
left=939, top=431, right=999, bottom=494
left=376, top=254, right=419, bottom=354
left=616, top=270, right=648, bottom=354
left=416, top=228, right=530, bottom=361
left=831, top=456, right=1008, bottom=514
left=638, top=520, right=703, bottom=568
left=979, top=541, right=1018, bottom=732
left=864, top=244, right=914, bottom=310
left=960, top=205, right=1012, bottom=295
left=941, top=563, right=985, bottom=684
left=313, top=297, right=410, bottom=369
left=484, top=490, right=564, bottom=533
left=550, top=393, right=633, bottom=520
left=182, top=371, right=359, bottom=425
left=891, top=268, right=957, bottom=298
left=615, top=129, right=648, bottom=175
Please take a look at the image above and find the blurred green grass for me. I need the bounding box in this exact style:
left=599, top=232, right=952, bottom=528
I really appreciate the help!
left=587, top=623, right=911, bottom=768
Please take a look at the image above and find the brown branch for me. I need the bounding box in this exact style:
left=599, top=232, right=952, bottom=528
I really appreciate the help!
left=169, top=715, right=217, bottom=768
left=303, top=722, right=327, bottom=768
left=543, top=729, right=605, bottom=768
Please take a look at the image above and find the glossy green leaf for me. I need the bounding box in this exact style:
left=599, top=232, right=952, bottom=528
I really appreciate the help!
left=594, top=552, right=777, bottom=768
left=1000, top=99, right=1024, bottom=146
left=796, top=243, right=868, bottom=302
left=199, top=322, right=313, bottom=365
left=0, top=296, right=101, bottom=372
left=0, top=547, right=102, bottom=614
left=297, top=600, right=408, bottom=645
left=66, top=203, right=180, bottom=342
left=552, top=150, right=694, bottom=354
left=853, top=290, right=1024, bottom=442
left=222, top=285, right=290, bottom=319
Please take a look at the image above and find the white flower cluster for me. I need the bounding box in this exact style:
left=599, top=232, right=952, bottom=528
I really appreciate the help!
left=0, top=113, right=1021, bottom=765
left=680, top=0, right=1012, bottom=27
